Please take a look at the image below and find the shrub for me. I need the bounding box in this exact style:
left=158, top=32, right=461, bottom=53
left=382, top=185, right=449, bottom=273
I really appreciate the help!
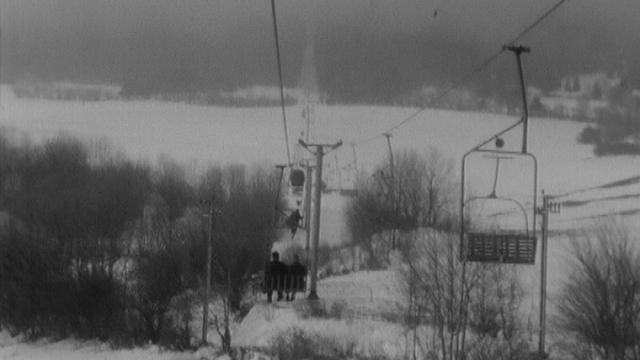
left=594, top=141, right=640, bottom=156
left=0, top=226, right=74, bottom=338
left=269, top=328, right=364, bottom=360
left=400, top=230, right=528, bottom=360
left=130, top=241, right=194, bottom=345
left=577, top=126, right=602, bottom=144
left=270, top=327, right=318, bottom=360
left=75, top=271, right=127, bottom=340
left=557, top=221, right=640, bottom=360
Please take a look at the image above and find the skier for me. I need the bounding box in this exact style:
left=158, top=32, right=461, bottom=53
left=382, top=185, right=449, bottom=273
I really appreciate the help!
left=285, top=209, right=303, bottom=238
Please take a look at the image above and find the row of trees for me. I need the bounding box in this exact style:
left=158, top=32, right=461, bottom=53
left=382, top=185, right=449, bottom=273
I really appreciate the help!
left=578, top=84, right=640, bottom=155
left=346, top=148, right=640, bottom=359
left=346, top=148, right=456, bottom=269
left=346, top=148, right=529, bottom=359
left=0, top=133, right=281, bottom=349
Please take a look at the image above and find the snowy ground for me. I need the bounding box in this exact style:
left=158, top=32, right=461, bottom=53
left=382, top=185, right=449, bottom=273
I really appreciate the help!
left=233, top=270, right=406, bottom=358
left=0, top=330, right=203, bottom=360
left=2, top=88, right=640, bottom=358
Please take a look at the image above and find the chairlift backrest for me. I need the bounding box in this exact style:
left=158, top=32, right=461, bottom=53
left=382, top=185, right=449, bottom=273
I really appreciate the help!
left=289, top=168, right=305, bottom=187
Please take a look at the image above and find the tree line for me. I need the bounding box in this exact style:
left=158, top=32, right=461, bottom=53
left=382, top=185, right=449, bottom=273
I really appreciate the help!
left=0, top=133, right=281, bottom=349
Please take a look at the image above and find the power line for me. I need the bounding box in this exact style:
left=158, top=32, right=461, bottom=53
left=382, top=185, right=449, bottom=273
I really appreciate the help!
left=270, top=0, right=292, bottom=165
left=353, top=0, right=570, bottom=146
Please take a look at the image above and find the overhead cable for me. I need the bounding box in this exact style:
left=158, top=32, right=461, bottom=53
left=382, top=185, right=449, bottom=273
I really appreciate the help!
left=353, top=0, right=570, bottom=145
left=270, top=0, right=292, bottom=165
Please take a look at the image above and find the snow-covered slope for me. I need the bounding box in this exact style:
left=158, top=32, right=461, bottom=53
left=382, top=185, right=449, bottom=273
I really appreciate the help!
left=2, top=90, right=640, bottom=358
left=2, top=86, right=640, bottom=226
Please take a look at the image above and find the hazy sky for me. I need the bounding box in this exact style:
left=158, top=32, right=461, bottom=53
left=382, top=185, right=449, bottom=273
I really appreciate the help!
left=1, top=0, right=639, bottom=91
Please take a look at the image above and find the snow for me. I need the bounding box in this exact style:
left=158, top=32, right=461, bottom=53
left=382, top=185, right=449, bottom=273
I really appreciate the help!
left=233, top=270, right=406, bottom=358
left=0, top=330, right=196, bottom=360
left=2, top=87, right=640, bottom=358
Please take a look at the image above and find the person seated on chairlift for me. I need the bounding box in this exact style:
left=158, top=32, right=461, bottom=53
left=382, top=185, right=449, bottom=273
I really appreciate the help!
left=285, top=254, right=308, bottom=301
left=266, top=251, right=287, bottom=303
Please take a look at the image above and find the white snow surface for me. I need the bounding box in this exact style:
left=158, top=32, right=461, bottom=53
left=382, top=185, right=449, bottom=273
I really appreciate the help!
left=2, top=88, right=640, bottom=358
left=0, top=330, right=197, bottom=360
left=233, top=270, right=405, bottom=358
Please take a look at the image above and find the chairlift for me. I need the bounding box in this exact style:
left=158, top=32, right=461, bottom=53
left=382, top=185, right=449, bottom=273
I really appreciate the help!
left=275, top=164, right=309, bottom=238
left=460, top=44, right=539, bottom=265
left=289, top=167, right=305, bottom=195
left=460, top=141, right=538, bottom=264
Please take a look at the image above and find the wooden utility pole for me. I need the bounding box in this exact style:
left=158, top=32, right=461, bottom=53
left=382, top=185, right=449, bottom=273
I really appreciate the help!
left=383, top=133, right=396, bottom=249
left=304, top=163, right=313, bottom=262
left=299, top=139, right=342, bottom=300
left=537, top=192, right=559, bottom=358
left=201, top=199, right=214, bottom=345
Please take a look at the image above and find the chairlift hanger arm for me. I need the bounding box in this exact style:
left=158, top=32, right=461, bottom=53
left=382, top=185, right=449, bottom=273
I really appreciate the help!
left=466, top=118, right=525, bottom=154
left=463, top=195, right=531, bottom=236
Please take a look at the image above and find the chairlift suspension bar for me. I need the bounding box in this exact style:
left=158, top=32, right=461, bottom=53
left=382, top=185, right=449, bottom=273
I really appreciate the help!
left=490, top=158, right=502, bottom=198
left=504, top=45, right=531, bottom=153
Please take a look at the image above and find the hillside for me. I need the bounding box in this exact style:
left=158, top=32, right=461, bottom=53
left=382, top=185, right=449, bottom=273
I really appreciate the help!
left=2, top=90, right=640, bottom=358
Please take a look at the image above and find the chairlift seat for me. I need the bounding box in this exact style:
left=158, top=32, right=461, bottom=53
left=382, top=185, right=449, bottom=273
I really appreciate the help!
left=289, top=169, right=306, bottom=187
left=261, top=273, right=307, bottom=293
left=464, top=232, right=537, bottom=264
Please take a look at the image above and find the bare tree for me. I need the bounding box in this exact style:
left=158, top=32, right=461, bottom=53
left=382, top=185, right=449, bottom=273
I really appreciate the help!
left=400, top=230, right=477, bottom=360
left=399, top=229, right=529, bottom=360
left=346, top=148, right=455, bottom=268
left=557, top=221, right=640, bottom=360
left=199, top=164, right=282, bottom=352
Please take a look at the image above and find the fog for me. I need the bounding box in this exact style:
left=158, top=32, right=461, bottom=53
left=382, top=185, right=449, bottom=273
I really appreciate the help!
left=1, top=0, right=639, bottom=101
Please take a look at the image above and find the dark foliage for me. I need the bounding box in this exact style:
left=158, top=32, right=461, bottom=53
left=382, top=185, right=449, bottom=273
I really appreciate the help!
left=346, top=149, right=455, bottom=268
left=199, top=165, right=281, bottom=311
left=557, top=223, right=640, bottom=359
left=578, top=85, right=640, bottom=155
left=577, top=126, right=602, bottom=145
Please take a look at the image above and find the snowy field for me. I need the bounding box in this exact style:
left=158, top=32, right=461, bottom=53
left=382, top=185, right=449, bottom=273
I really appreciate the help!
left=2, top=87, right=640, bottom=358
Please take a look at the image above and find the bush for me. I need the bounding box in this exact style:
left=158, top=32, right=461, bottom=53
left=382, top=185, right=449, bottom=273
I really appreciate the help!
left=594, top=141, right=640, bottom=156
left=400, top=230, right=528, bottom=360
left=75, top=271, right=127, bottom=340
left=346, top=149, right=455, bottom=269
left=557, top=221, right=640, bottom=360
left=578, top=85, right=640, bottom=155
left=130, top=241, right=194, bottom=345
left=269, top=327, right=365, bottom=360
left=577, top=126, right=602, bottom=144
left=0, top=226, right=74, bottom=338
left=270, top=327, right=318, bottom=360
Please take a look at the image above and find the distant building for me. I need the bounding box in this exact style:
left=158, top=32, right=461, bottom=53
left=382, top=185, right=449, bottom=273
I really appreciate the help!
left=553, top=73, right=621, bottom=99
